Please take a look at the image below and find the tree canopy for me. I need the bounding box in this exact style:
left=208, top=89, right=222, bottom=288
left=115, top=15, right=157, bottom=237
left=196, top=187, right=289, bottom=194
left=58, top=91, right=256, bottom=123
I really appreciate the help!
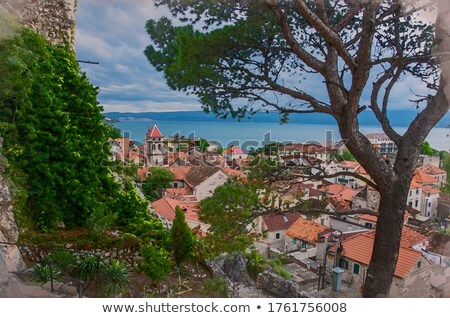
left=145, top=0, right=449, bottom=297
left=142, top=167, right=174, bottom=201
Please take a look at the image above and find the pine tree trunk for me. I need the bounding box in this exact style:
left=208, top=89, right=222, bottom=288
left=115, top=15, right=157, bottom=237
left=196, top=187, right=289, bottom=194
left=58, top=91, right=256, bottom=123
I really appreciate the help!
left=362, top=183, right=408, bottom=297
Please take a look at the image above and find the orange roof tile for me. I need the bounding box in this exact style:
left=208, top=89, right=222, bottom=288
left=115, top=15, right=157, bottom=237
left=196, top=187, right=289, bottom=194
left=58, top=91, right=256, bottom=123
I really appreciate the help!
left=422, top=185, right=440, bottom=196
left=286, top=218, right=330, bottom=244
left=413, top=169, right=438, bottom=184
left=409, top=180, right=423, bottom=189
left=167, top=166, right=192, bottom=181
left=358, top=214, right=378, bottom=223
left=340, top=231, right=422, bottom=278
left=339, top=161, right=360, bottom=168
left=262, top=213, right=301, bottom=232
left=326, top=184, right=357, bottom=202
left=221, top=167, right=246, bottom=179
left=151, top=198, right=200, bottom=222
left=364, top=226, right=427, bottom=248
left=418, top=164, right=446, bottom=175
left=137, top=167, right=150, bottom=182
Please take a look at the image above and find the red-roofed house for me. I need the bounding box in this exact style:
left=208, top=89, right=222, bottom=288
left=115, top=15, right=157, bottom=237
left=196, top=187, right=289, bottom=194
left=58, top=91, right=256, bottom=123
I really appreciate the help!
left=413, top=169, right=439, bottom=188
left=329, top=230, right=432, bottom=297
left=285, top=218, right=332, bottom=260
left=151, top=197, right=209, bottom=232
left=255, top=213, right=302, bottom=252
left=225, top=146, right=247, bottom=161
left=418, top=164, right=447, bottom=187
left=323, top=183, right=357, bottom=207
left=421, top=185, right=440, bottom=219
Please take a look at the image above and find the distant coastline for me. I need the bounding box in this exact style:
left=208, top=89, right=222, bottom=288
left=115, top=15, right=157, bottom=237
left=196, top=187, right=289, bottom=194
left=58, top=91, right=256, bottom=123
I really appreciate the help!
left=104, top=110, right=450, bottom=128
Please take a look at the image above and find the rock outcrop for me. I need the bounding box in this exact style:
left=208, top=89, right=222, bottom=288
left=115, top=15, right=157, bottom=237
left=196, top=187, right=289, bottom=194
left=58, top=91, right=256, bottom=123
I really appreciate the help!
left=0, top=0, right=76, bottom=45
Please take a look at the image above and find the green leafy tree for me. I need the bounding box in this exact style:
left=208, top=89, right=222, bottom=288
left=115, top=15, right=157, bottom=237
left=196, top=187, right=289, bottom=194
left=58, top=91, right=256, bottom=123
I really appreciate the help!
left=142, top=167, right=174, bottom=201
left=420, top=141, right=435, bottom=156
left=0, top=28, right=118, bottom=229
left=145, top=0, right=450, bottom=297
left=199, top=182, right=260, bottom=256
left=195, top=138, right=210, bottom=152
left=171, top=207, right=194, bottom=266
left=139, top=244, right=172, bottom=284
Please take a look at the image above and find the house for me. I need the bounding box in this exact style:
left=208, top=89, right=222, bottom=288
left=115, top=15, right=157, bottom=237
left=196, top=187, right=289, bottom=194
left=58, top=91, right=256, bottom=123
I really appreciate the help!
left=408, top=181, right=423, bottom=211
left=255, top=213, right=302, bottom=252
left=413, top=169, right=439, bottom=188
left=166, top=166, right=230, bottom=201
left=418, top=164, right=447, bottom=187
left=421, top=186, right=440, bottom=219
left=366, top=133, right=398, bottom=154
left=322, top=183, right=357, bottom=209
left=416, top=155, right=441, bottom=169
left=285, top=218, right=331, bottom=261
left=329, top=230, right=432, bottom=297
left=225, top=146, right=247, bottom=161
left=151, top=197, right=209, bottom=232
left=333, top=161, right=361, bottom=189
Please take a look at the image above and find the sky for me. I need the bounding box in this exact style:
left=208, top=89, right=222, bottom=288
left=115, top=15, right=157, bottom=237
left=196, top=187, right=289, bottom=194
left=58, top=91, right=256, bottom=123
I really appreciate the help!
left=75, top=0, right=201, bottom=113
left=74, top=0, right=437, bottom=114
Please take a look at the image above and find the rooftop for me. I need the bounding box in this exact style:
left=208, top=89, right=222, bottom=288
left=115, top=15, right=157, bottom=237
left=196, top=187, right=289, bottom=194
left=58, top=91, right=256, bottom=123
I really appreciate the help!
left=340, top=231, right=422, bottom=278
left=146, top=124, right=163, bottom=138
left=151, top=197, right=200, bottom=222
left=413, top=169, right=438, bottom=184
left=418, top=164, right=446, bottom=175
left=262, top=213, right=302, bottom=232
left=286, top=218, right=331, bottom=244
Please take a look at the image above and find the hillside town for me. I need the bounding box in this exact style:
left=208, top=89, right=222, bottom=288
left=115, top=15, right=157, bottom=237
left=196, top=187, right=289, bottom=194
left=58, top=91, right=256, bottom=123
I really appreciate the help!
left=110, top=124, right=450, bottom=297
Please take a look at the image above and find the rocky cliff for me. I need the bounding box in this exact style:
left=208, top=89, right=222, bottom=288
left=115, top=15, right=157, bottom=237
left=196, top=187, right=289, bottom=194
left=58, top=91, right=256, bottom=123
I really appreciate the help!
left=0, top=0, right=76, bottom=45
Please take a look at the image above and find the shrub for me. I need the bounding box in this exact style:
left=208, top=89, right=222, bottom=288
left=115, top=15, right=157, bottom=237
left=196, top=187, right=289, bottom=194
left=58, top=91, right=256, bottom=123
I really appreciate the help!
left=202, top=277, right=227, bottom=297
left=50, top=250, right=76, bottom=273
left=245, top=251, right=267, bottom=280
left=139, top=244, right=172, bottom=283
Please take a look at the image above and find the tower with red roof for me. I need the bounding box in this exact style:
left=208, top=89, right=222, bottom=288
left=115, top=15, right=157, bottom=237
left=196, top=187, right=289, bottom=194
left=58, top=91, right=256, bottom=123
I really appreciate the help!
left=146, top=124, right=166, bottom=166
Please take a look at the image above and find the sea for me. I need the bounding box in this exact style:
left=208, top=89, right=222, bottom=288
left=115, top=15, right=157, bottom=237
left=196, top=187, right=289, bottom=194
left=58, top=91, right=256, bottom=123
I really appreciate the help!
left=108, top=111, right=450, bottom=151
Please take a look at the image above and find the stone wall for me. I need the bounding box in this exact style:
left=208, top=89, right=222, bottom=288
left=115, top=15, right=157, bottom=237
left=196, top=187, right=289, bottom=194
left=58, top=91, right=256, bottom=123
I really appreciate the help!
left=256, top=270, right=309, bottom=298
left=0, top=0, right=76, bottom=45
left=19, top=244, right=142, bottom=270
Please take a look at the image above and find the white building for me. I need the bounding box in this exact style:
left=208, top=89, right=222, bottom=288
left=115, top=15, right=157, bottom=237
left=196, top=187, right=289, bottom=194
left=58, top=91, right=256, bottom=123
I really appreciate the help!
left=366, top=133, right=398, bottom=154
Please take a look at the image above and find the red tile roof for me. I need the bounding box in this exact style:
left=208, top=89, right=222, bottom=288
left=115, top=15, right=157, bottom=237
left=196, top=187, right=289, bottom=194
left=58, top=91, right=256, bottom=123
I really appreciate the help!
left=226, top=146, right=246, bottom=155
left=137, top=167, right=150, bottom=182
left=340, top=231, right=422, bottom=278
left=364, top=226, right=427, bottom=248
left=262, top=213, right=301, bottom=232
left=358, top=214, right=378, bottom=223
left=422, top=185, right=440, bottom=196
left=418, top=164, right=446, bottom=175
left=286, top=218, right=330, bottom=244
left=339, top=161, right=360, bottom=168
left=146, top=124, right=163, bottom=138
left=151, top=197, right=200, bottom=222
left=326, top=184, right=357, bottom=202
left=413, top=169, right=438, bottom=184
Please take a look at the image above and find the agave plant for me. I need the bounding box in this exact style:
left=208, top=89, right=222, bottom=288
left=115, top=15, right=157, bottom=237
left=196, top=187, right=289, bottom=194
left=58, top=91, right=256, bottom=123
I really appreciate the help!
left=100, top=259, right=131, bottom=297
left=74, top=254, right=99, bottom=282
left=32, top=262, right=61, bottom=285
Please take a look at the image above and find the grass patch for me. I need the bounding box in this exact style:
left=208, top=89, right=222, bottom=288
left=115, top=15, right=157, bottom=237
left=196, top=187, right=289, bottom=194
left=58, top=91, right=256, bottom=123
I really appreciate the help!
left=202, top=277, right=227, bottom=297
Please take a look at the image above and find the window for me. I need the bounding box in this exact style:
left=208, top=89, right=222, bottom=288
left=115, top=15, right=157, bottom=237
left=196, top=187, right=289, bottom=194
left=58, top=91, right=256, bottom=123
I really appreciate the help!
left=415, top=200, right=419, bottom=208
left=353, top=263, right=360, bottom=275
left=409, top=190, right=412, bottom=196
left=275, top=233, right=280, bottom=240
left=408, top=202, right=413, bottom=207
left=428, top=202, right=431, bottom=207
left=365, top=222, right=373, bottom=229
left=174, top=183, right=178, bottom=188
left=339, top=258, right=349, bottom=270
left=417, top=261, right=422, bottom=269
left=416, top=189, right=419, bottom=195
left=293, top=238, right=297, bottom=245
left=301, top=241, right=307, bottom=249
left=158, top=144, right=162, bottom=150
